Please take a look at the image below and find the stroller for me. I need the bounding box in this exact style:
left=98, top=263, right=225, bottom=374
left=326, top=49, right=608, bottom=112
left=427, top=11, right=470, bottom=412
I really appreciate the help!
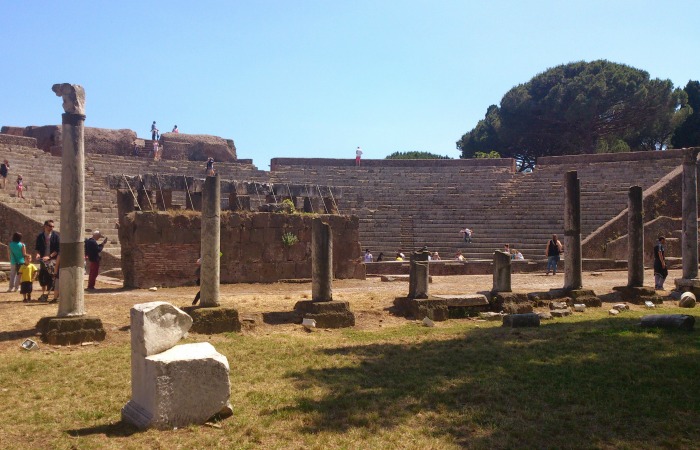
left=38, top=259, right=57, bottom=302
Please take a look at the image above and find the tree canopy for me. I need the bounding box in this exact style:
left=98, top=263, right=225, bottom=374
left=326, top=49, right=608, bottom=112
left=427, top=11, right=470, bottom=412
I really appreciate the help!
left=671, top=80, right=700, bottom=148
left=386, top=151, right=452, bottom=160
left=457, top=60, right=689, bottom=170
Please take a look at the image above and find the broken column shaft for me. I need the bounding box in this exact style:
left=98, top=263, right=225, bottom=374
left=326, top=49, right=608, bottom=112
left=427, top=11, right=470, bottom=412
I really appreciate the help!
left=200, top=174, right=221, bottom=307
left=627, top=185, right=644, bottom=287
left=564, top=170, right=582, bottom=290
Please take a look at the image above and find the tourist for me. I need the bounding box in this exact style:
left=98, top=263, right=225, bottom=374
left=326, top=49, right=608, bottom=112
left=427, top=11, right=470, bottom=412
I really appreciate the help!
left=512, top=249, right=524, bottom=260
left=355, top=146, right=363, bottom=167
left=16, top=175, right=24, bottom=199
left=503, top=243, right=510, bottom=254
left=545, top=234, right=563, bottom=275
left=35, top=220, right=60, bottom=302
left=85, top=230, right=108, bottom=291
left=376, top=252, right=384, bottom=262
left=654, top=236, right=667, bottom=290
left=460, top=227, right=473, bottom=243
left=153, top=140, right=160, bottom=161
left=132, top=140, right=140, bottom=157
left=205, top=157, right=215, bottom=176
left=7, top=232, right=27, bottom=292
left=455, top=250, right=465, bottom=261
left=18, top=256, right=37, bottom=303
left=432, top=252, right=441, bottom=261
left=363, top=249, right=373, bottom=263
left=172, top=125, right=179, bottom=133
left=151, top=121, right=158, bottom=141
left=0, top=159, right=8, bottom=188
left=395, top=252, right=404, bottom=261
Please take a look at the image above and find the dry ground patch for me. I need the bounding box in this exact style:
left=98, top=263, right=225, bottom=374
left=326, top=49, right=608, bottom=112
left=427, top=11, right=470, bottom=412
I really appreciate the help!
left=0, top=268, right=698, bottom=449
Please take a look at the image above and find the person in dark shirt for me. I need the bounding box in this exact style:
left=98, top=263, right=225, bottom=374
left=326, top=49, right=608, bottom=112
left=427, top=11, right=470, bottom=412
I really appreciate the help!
left=653, top=236, right=667, bottom=290
left=0, top=159, right=9, bottom=189
left=545, top=234, right=563, bottom=275
left=35, top=220, right=60, bottom=301
left=85, top=231, right=108, bottom=291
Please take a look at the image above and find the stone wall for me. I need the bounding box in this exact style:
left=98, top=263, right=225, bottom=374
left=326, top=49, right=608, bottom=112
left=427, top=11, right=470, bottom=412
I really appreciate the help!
left=270, top=157, right=516, bottom=171
left=118, top=211, right=364, bottom=287
left=0, top=133, right=38, bottom=148
left=160, top=133, right=237, bottom=162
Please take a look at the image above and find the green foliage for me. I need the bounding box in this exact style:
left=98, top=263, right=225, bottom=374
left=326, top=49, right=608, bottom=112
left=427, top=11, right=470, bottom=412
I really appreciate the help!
left=386, top=151, right=452, bottom=160
left=671, top=80, right=700, bottom=148
left=474, top=150, right=501, bottom=159
left=457, top=60, right=689, bottom=170
left=281, top=198, right=296, bottom=213
left=281, top=231, right=299, bottom=247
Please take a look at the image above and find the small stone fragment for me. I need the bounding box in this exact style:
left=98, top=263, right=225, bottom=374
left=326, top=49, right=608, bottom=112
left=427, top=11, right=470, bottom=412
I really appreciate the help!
left=573, top=304, right=586, bottom=312
left=609, top=309, right=620, bottom=316
left=550, top=309, right=572, bottom=317
left=612, top=303, right=629, bottom=312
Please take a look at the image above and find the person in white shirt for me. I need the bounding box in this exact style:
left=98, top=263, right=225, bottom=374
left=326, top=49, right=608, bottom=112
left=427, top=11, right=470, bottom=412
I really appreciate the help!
left=355, top=146, right=363, bottom=166
left=363, top=249, right=373, bottom=263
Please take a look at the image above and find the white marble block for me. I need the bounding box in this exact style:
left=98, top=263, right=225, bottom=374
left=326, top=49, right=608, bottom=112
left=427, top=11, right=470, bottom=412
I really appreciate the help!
left=122, top=302, right=231, bottom=429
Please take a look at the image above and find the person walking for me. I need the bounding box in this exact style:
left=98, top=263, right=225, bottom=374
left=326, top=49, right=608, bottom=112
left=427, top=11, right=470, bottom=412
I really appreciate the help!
left=7, top=232, right=27, bottom=292
left=151, top=121, right=158, bottom=141
left=653, top=236, right=668, bottom=290
left=545, top=234, right=563, bottom=275
left=85, top=230, right=108, bottom=291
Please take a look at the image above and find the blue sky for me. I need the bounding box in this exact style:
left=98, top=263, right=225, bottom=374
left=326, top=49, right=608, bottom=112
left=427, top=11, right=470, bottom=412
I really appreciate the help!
left=1, top=1, right=698, bottom=168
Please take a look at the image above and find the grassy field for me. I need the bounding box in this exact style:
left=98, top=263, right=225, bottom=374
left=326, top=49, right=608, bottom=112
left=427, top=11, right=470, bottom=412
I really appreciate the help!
left=0, top=302, right=698, bottom=449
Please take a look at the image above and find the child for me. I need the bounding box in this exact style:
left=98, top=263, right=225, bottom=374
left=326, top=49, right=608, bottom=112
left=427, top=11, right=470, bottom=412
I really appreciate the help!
left=16, top=174, right=24, bottom=199
left=18, top=256, right=37, bottom=302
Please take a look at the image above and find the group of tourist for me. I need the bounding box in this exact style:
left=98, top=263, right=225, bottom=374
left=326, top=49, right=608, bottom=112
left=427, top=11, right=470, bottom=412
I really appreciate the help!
left=0, top=159, right=28, bottom=200
left=5, top=220, right=108, bottom=301
left=146, top=121, right=179, bottom=161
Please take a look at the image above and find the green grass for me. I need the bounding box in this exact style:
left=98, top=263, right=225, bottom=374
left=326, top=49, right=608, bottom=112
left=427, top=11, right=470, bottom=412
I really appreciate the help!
left=0, top=308, right=699, bottom=449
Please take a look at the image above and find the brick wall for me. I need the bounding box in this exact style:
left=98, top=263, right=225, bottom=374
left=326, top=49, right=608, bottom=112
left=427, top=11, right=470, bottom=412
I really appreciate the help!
left=0, top=134, right=38, bottom=147
left=270, top=157, right=516, bottom=171
left=119, top=210, right=365, bottom=287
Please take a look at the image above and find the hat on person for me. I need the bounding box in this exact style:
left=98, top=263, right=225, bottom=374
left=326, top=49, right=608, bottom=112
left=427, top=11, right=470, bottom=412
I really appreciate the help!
left=92, top=230, right=102, bottom=238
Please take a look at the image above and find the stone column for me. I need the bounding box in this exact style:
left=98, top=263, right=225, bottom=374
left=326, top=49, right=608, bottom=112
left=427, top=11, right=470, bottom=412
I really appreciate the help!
left=312, top=218, right=333, bottom=301
left=564, top=171, right=582, bottom=290
left=53, top=84, right=86, bottom=317
left=681, top=150, right=699, bottom=280
left=200, top=174, right=220, bottom=307
left=627, top=186, right=644, bottom=287
left=492, top=250, right=512, bottom=292
left=408, top=247, right=431, bottom=299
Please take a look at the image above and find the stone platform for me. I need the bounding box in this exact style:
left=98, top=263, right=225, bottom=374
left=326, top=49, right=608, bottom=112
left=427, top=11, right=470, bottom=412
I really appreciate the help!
left=35, top=316, right=106, bottom=345
left=394, top=294, right=490, bottom=321
left=611, top=286, right=663, bottom=304
left=181, top=306, right=241, bottom=334
left=293, top=300, right=355, bottom=328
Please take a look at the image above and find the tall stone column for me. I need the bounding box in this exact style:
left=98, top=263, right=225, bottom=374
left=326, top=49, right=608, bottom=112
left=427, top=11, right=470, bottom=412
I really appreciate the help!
left=200, top=174, right=220, bottom=307
left=53, top=84, right=86, bottom=317
left=492, top=250, right=512, bottom=292
left=627, top=186, right=644, bottom=287
left=564, top=171, right=582, bottom=290
left=408, top=247, right=431, bottom=299
left=681, top=150, right=699, bottom=280
left=312, top=218, right=333, bottom=301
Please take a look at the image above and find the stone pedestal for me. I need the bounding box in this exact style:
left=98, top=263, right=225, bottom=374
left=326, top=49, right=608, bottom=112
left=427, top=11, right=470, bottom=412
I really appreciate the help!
left=36, top=316, right=106, bottom=345
left=182, top=306, right=241, bottom=334
left=492, top=250, right=511, bottom=292
left=200, top=174, right=220, bottom=307
left=122, top=302, right=231, bottom=430
left=408, top=248, right=431, bottom=299
left=394, top=294, right=490, bottom=321
left=612, top=286, right=663, bottom=305
left=293, top=300, right=355, bottom=328
left=564, top=171, right=583, bottom=290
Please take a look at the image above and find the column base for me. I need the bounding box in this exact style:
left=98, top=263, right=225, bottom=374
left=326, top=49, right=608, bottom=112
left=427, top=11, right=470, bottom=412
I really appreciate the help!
left=674, top=278, right=700, bottom=295
left=294, top=300, right=355, bottom=328
left=35, top=316, right=106, bottom=345
left=181, top=306, right=241, bottom=334
left=612, top=286, right=663, bottom=305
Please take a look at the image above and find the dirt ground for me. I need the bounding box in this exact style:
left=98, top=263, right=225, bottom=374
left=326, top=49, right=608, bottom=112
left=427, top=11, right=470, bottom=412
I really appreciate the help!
left=0, top=267, right=683, bottom=352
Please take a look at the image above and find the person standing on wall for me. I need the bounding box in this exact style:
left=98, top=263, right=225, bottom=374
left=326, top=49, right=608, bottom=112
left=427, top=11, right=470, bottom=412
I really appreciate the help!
left=355, top=146, right=363, bottom=167
left=151, top=121, right=158, bottom=141
left=85, top=230, right=108, bottom=291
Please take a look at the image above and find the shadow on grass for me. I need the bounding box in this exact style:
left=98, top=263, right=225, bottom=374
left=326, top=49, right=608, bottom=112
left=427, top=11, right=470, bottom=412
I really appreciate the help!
left=0, top=328, right=37, bottom=342
left=262, top=311, right=301, bottom=325
left=285, top=316, right=700, bottom=448
left=67, top=421, right=140, bottom=438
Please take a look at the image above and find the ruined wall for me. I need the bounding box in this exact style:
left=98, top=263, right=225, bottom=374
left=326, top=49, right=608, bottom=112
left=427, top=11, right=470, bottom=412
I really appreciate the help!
left=0, top=134, right=38, bottom=148
left=603, top=216, right=683, bottom=265
left=119, top=210, right=364, bottom=287
left=160, top=133, right=237, bottom=162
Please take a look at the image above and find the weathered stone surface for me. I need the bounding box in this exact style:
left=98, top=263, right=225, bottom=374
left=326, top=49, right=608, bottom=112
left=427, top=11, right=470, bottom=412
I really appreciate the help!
left=640, top=314, right=695, bottom=331
left=294, top=300, right=355, bottom=328
left=679, top=292, right=697, bottom=308
left=502, top=303, right=534, bottom=315
left=432, top=294, right=489, bottom=307
left=612, top=286, right=662, bottom=305
left=502, top=313, right=540, bottom=328
left=612, top=303, right=629, bottom=312
left=35, top=316, right=106, bottom=345
left=52, top=83, right=85, bottom=114
left=550, top=301, right=569, bottom=310
left=573, top=304, right=586, bottom=312
left=490, top=292, right=529, bottom=311
left=479, top=312, right=503, bottom=321
left=122, top=342, right=231, bottom=430
left=551, top=308, right=572, bottom=318
left=182, top=306, right=241, bottom=334
left=131, top=302, right=192, bottom=357
left=608, top=309, right=620, bottom=316
left=537, top=311, right=553, bottom=320
left=160, top=132, right=237, bottom=161
left=492, top=250, right=511, bottom=292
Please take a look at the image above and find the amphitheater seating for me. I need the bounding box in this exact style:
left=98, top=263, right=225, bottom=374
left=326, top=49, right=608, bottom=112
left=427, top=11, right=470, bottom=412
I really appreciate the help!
left=0, top=134, right=686, bottom=263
